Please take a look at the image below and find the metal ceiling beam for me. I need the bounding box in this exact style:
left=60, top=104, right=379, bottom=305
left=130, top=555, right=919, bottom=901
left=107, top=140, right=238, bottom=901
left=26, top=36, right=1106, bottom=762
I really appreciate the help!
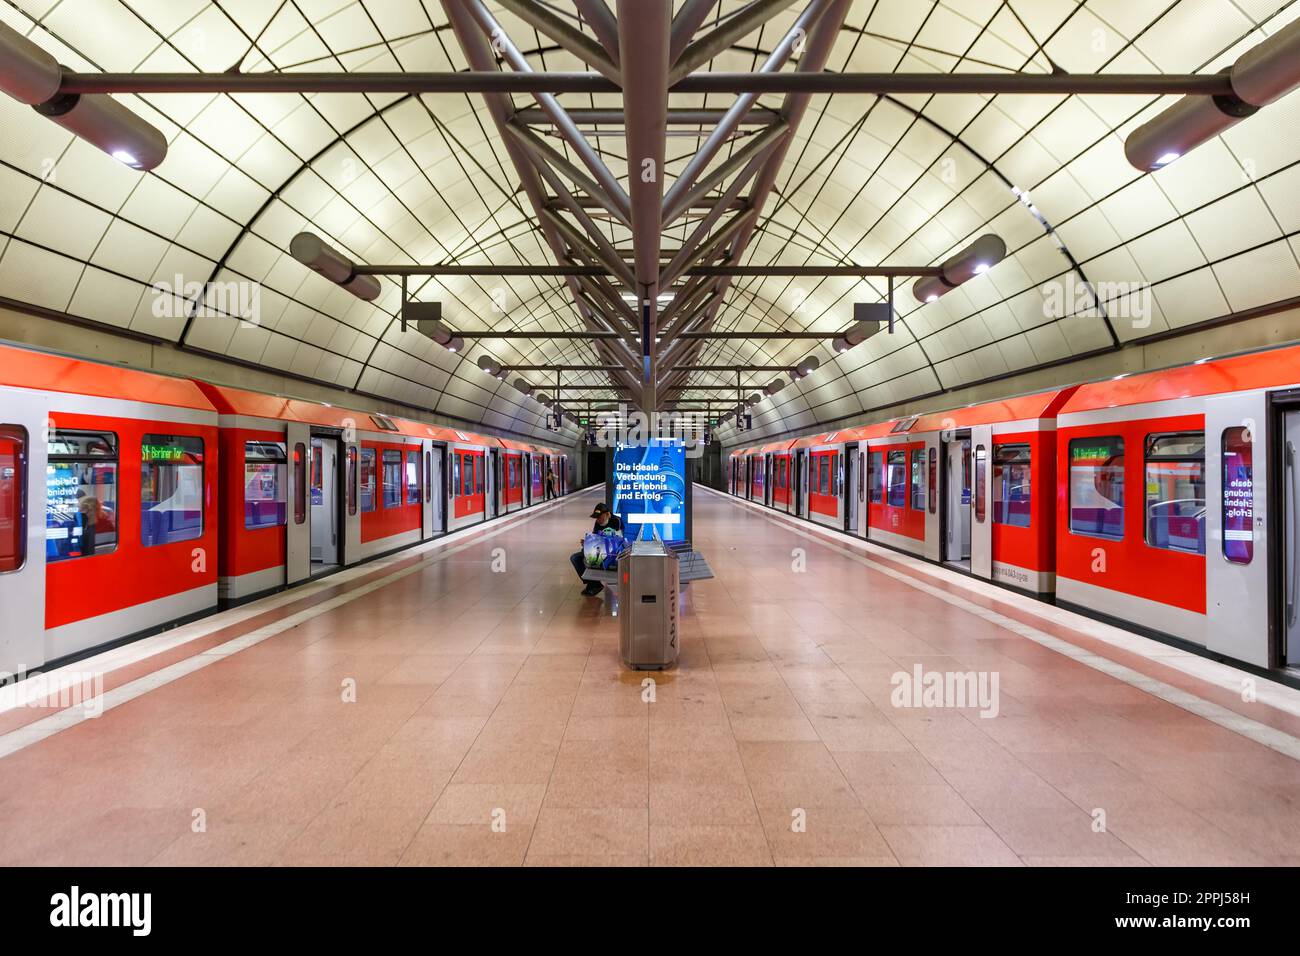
left=574, top=0, right=621, bottom=62
left=354, top=262, right=938, bottom=278
left=658, top=0, right=850, bottom=403
left=670, top=0, right=803, bottom=85
left=517, top=107, right=780, bottom=126
left=503, top=121, right=631, bottom=227
left=465, top=1, right=631, bottom=221
left=669, top=0, right=720, bottom=64
left=439, top=0, right=642, bottom=400
left=618, top=0, right=671, bottom=415
left=662, top=0, right=829, bottom=224
left=492, top=0, right=620, bottom=83
left=58, top=72, right=1239, bottom=97
left=663, top=120, right=788, bottom=227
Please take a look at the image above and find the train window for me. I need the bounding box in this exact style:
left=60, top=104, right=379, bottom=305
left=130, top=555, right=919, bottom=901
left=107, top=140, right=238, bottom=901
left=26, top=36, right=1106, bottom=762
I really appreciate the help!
left=244, top=441, right=286, bottom=529
left=830, top=453, right=839, bottom=495
left=818, top=455, right=829, bottom=495
left=425, top=451, right=433, bottom=504
left=927, top=447, right=937, bottom=515
left=292, top=442, right=306, bottom=526
left=463, top=455, right=473, bottom=496
left=347, top=447, right=358, bottom=516
left=886, top=450, right=907, bottom=507
left=406, top=449, right=420, bottom=505
left=46, top=430, right=118, bottom=563
left=974, top=445, right=987, bottom=523
left=382, top=450, right=402, bottom=508
left=1068, top=437, right=1124, bottom=540
left=868, top=451, right=883, bottom=504
left=141, top=435, right=204, bottom=547
left=475, top=455, right=485, bottom=495
left=360, top=447, right=377, bottom=512
left=451, top=453, right=460, bottom=498
left=992, top=444, right=1032, bottom=528
left=1222, top=427, right=1253, bottom=565
left=0, top=426, right=27, bottom=573
left=910, top=446, right=925, bottom=511
left=1145, top=432, right=1206, bottom=555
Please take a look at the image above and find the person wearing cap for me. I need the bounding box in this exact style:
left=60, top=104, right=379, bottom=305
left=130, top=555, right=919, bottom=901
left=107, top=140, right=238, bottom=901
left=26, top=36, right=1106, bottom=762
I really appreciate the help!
left=570, top=503, right=622, bottom=596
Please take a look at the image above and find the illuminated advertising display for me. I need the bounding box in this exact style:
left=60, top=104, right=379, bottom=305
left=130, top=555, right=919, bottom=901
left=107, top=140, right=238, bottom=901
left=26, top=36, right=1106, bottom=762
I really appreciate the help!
left=607, top=440, right=690, bottom=544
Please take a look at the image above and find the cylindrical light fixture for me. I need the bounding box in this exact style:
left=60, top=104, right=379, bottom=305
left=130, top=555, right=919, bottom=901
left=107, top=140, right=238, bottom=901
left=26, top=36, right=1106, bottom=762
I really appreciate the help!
left=746, top=393, right=761, bottom=407
left=289, top=232, right=381, bottom=301
left=476, top=354, right=502, bottom=377
left=512, top=377, right=533, bottom=395
left=1125, top=18, right=1300, bottom=171
left=791, top=354, right=821, bottom=381
left=911, top=234, right=1007, bottom=303
left=536, top=393, right=552, bottom=406
left=763, top=378, right=785, bottom=396
left=1, top=23, right=168, bottom=170
left=445, top=335, right=464, bottom=353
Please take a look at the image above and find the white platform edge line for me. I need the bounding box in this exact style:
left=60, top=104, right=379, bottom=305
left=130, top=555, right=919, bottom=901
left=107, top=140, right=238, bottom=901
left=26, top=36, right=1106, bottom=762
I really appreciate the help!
left=704, top=486, right=1300, bottom=763
left=0, top=491, right=588, bottom=723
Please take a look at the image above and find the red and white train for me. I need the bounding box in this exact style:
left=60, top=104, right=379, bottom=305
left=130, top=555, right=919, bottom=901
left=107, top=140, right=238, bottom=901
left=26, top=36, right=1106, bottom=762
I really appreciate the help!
left=730, top=342, right=1300, bottom=677
left=0, top=342, right=569, bottom=675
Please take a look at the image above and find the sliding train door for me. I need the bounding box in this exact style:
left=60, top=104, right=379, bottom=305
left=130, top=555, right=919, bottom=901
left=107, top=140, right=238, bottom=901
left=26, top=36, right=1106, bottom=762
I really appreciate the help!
left=0, top=390, right=46, bottom=674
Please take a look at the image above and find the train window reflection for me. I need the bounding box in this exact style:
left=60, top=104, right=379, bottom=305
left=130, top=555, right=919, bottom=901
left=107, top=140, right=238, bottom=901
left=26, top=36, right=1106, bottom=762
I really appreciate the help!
left=1069, top=437, right=1124, bottom=540
left=910, top=446, right=925, bottom=511
left=1222, top=427, right=1253, bottom=565
left=1144, top=432, right=1205, bottom=555
left=360, top=448, right=377, bottom=513
left=141, top=435, right=204, bottom=547
left=382, top=450, right=402, bottom=508
left=992, top=444, right=1032, bottom=528
left=886, top=450, right=907, bottom=507
left=46, top=430, right=118, bottom=563
left=0, top=426, right=27, bottom=573
left=244, top=441, right=286, bottom=530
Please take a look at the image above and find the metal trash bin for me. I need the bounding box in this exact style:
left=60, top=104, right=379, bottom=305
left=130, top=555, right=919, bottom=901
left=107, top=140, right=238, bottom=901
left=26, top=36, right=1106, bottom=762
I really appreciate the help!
left=617, top=535, right=679, bottom=670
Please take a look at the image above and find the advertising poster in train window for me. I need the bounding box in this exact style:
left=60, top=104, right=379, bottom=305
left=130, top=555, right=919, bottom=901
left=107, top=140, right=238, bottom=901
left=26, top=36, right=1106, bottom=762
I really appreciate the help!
left=608, top=440, right=690, bottom=544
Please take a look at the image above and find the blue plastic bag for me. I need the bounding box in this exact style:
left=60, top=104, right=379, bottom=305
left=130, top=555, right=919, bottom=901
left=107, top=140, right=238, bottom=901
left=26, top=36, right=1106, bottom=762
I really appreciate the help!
left=583, top=531, right=626, bottom=569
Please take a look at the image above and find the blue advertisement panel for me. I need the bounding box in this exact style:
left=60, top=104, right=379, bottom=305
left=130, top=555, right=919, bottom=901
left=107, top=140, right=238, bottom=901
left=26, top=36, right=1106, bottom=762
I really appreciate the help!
left=608, top=440, right=689, bottom=544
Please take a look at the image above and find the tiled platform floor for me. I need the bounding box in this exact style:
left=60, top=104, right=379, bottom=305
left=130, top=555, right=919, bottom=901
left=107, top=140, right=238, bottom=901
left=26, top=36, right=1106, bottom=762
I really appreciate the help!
left=1, top=488, right=1298, bottom=866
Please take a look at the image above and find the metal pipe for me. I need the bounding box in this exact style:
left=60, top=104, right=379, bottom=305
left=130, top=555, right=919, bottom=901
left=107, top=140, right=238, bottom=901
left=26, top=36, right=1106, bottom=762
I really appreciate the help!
left=515, top=107, right=780, bottom=126
left=56, top=72, right=1237, bottom=97
left=491, top=0, right=620, bottom=82
left=574, top=0, right=622, bottom=62
left=670, top=0, right=806, bottom=84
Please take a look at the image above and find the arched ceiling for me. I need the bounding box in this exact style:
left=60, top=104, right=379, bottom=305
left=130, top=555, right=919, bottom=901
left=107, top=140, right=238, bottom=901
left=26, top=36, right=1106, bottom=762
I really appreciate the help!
left=0, top=0, right=1297, bottom=444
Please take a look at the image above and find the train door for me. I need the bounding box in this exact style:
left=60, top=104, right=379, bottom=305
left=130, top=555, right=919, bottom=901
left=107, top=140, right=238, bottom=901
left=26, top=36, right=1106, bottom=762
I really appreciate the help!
left=286, top=421, right=311, bottom=586
left=309, top=435, right=340, bottom=574
left=0, top=392, right=46, bottom=675
left=1280, top=405, right=1300, bottom=668
left=845, top=444, right=859, bottom=533
left=943, top=436, right=971, bottom=569
left=343, top=439, right=361, bottom=566
left=486, top=449, right=498, bottom=518
left=1204, top=393, right=1267, bottom=667
left=423, top=441, right=444, bottom=538
left=970, top=426, right=994, bottom=579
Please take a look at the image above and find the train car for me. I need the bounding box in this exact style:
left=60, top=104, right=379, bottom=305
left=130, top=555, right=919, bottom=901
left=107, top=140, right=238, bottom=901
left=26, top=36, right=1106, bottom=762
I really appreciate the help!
left=0, top=344, right=220, bottom=674
left=499, top=444, right=527, bottom=513
left=791, top=432, right=846, bottom=530
left=197, top=383, right=462, bottom=601
left=1055, top=345, right=1300, bottom=671
left=765, top=440, right=796, bottom=513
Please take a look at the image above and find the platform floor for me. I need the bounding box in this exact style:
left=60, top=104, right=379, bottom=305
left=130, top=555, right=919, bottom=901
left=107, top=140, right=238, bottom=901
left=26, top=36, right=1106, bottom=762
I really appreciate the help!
left=2, top=488, right=1299, bottom=866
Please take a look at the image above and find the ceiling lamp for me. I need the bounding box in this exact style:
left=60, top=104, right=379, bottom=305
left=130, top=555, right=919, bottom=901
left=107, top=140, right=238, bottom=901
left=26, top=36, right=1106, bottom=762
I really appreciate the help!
left=1125, top=18, right=1300, bottom=171
left=790, top=354, right=821, bottom=382
left=476, top=354, right=506, bottom=378
left=0, top=22, right=167, bottom=170
left=512, top=377, right=534, bottom=395
left=911, top=234, right=1007, bottom=304
left=289, top=232, right=381, bottom=301
left=763, top=378, right=785, bottom=396
left=404, top=301, right=464, bottom=353
left=833, top=302, right=891, bottom=352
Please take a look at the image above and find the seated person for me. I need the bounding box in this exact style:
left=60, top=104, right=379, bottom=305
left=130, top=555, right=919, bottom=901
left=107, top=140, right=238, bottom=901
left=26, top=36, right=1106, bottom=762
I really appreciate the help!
left=570, top=503, right=623, bottom=596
